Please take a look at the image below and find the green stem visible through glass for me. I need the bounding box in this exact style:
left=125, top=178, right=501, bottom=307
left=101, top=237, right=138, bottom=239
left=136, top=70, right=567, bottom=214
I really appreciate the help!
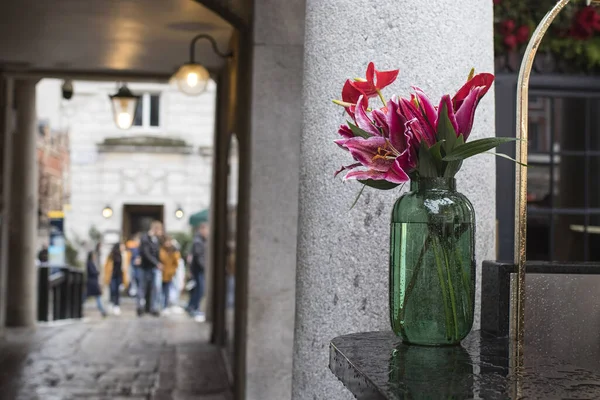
left=399, top=226, right=464, bottom=343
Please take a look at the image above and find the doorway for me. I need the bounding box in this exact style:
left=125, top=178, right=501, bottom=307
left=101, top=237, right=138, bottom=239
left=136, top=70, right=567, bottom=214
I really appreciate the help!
left=122, top=204, right=164, bottom=240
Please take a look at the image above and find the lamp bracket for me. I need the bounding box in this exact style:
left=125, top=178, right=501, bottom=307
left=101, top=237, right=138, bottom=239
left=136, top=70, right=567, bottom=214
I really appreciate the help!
left=190, top=34, right=233, bottom=63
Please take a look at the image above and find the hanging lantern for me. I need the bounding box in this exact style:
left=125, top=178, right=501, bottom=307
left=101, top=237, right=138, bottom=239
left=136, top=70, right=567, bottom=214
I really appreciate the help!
left=109, top=84, right=140, bottom=130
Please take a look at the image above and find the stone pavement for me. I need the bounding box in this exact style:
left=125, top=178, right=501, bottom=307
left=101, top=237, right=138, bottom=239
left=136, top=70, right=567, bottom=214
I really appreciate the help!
left=0, top=299, right=232, bottom=400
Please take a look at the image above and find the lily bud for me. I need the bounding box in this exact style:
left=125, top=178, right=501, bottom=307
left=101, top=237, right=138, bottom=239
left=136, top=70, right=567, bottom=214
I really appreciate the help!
left=467, top=68, right=475, bottom=82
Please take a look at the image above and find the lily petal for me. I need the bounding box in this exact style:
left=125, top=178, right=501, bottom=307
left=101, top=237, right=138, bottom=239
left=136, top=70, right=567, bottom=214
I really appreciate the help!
left=386, top=99, right=409, bottom=152
left=354, top=96, right=380, bottom=136
left=375, top=68, right=399, bottom=91
left=334, top=162, right=361, bottom=177
left=338, top=136, right=390, bottom=171
left=351, top=62, right=400, bottom=98
left=342, top=79, right=362, bottom=104
left=386, top=158, right=411, bottom=183
left=437, top=95, right=459, bottom=137
left=344, top=169, right=387, bottom=181
left=338, top=125, right=354, bottom=138
left=452, top=73, right=494, bottom=110
left=454, top=86, right=485, bottom=140
left=412, top=87, right=438, bottom=129
left=399, top=98, right=436, bottom=147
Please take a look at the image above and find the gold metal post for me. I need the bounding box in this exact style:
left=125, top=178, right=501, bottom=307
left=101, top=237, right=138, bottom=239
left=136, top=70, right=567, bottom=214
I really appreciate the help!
left=512, top=0, right=600, bottom=360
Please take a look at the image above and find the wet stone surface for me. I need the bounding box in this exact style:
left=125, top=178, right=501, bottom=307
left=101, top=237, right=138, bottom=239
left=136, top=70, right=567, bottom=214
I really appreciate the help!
left=329, top=331, right=600, bottom=399
left=0, top=301, right=231, bottom=400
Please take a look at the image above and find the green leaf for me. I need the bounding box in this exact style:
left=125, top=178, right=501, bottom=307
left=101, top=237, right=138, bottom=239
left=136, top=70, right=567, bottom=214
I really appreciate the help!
left=442, top=137, right=519, bottom=162
left=418, top=141, right=439, bottom=178
left=347, top=121, right=371, bottom=139
left=358, top=179, right=400, bottom=190
left=349, top=184, right=366, bottom=210
left=443, top=161, right=463, bottom=178
left=483, top=151, right=528, bottom=167
left=441, top=135, right=464, bottom=178
left=436, top=102, right=457, bottom=154
left=429, top=140, right=444, bottom=165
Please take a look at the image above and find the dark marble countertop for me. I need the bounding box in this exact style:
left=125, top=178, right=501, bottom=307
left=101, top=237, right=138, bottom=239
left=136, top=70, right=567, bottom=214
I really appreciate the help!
left=329, top=331, right=600, bottom=399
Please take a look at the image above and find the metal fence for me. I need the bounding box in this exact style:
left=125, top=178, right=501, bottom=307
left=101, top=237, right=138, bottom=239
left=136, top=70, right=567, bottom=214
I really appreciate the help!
left=38, top=265, right=84, bottom=322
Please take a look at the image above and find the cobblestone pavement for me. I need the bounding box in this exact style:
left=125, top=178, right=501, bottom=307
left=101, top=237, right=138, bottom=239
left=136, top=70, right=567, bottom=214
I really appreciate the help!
left=0, top=300, right=232, bottom=400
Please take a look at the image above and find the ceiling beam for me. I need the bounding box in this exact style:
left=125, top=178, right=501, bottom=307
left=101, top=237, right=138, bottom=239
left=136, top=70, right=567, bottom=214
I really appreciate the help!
left=195, top=0, right=247, bottom=30
left=2, top=68, right=174, bottom=83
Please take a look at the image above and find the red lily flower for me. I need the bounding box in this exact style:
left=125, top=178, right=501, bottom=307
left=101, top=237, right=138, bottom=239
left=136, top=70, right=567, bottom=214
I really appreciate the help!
left=337, top=80, right=369, bottom=118
left=452, top=73, right=494, bottom=111
left=350, top=62, right=399, bottom=99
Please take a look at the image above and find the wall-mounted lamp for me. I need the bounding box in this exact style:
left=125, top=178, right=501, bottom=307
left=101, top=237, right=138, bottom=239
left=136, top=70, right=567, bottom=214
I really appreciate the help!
left=175, top=207, right=184, bottom=219
left=102, top=205, right=113, bottom=219
left=62, top=79, right=74, bottom=100
left=109, top=84, right=140, bottom=130
left=171, top=34, right=233, bottom=96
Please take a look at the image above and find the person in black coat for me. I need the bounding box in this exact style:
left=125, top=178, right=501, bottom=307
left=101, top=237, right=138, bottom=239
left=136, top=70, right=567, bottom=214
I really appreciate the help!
left=137, top=221, right=163, bottom=316
left=86, top=244, right=107, bottom=317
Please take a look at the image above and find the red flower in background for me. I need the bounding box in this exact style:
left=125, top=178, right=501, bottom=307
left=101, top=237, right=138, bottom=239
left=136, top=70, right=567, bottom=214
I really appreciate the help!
left=569, top=6, right=600, bottom=40
left=503, top=35, right=518, bottom=51
left=493, top=0, right=502, bottom=4
left=515, top=25, right=530, bottom=44
left=499, top=20, right=516, bottom=36
left=497, top=19, right=522, bottom=50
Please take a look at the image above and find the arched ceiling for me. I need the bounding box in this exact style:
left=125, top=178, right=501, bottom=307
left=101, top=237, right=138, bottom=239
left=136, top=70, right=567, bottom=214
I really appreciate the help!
left=0, top=0, right=233, bottom=78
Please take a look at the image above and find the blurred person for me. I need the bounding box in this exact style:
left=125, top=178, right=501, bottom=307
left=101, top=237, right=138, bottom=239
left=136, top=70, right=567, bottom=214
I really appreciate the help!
left=37, top=243, right=49, bottom=265
left=104, top=242, right=129, bottom=315
left=159, top=236, right=180, bottom=310
left=138, top=221, right=163, bottom=317
left=170, top=239, right=186, bottom=311
left=226, top=243, right=236, bottom=309
left=187, top=222, right=208, bottom=319
left=126, top=234, right=142, bottom=297
left=85, top=244, right=107, bottom=318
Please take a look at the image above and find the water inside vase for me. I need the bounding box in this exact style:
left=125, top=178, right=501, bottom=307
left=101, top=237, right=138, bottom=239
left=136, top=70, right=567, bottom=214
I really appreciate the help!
left=390, top=221, right=475, bottom=345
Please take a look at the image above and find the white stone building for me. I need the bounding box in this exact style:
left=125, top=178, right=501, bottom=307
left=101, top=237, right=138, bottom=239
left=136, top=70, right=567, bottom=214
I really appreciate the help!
left=36, top=79, right=216, bottom=248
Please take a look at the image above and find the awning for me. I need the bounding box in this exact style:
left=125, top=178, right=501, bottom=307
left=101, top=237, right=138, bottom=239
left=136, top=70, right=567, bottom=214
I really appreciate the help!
left=189, top=209, right=209, bottom=227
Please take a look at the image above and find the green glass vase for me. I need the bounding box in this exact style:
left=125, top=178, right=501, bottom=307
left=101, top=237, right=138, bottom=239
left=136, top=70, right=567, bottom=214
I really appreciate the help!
left=390, top=178, right=475, bottom=346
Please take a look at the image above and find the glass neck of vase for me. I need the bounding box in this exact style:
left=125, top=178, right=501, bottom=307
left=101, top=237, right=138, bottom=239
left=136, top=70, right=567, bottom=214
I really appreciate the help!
left=411, top=178, right=456, bottom=192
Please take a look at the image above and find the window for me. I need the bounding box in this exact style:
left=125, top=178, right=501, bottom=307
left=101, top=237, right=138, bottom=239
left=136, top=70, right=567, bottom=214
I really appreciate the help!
left=496, top=75, right=600, bottom=263
left=133, top=93, right=160, bottom=128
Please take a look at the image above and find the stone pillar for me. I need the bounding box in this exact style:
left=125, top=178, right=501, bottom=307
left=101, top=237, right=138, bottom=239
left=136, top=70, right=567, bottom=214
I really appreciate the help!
left=293, top=1, right=496, bottom=399
left=235, top=0, right=306, bottom=398
left=6, top=79, right=38, bottom=327
left=209, top=71, right=231, bottom=345
left=0, top=77, right=14, bottom=336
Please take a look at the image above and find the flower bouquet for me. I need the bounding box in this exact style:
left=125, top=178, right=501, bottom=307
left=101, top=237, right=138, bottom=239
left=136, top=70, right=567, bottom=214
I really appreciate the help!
left=333, top=63, right=517, bottom=345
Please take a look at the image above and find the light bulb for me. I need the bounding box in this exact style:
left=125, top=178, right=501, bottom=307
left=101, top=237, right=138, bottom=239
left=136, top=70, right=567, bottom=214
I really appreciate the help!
left=117, top=112, right=131, bottom=129
left=102, top=207, right=113, bottom=219
left=187, top=72, right=199, bottom=88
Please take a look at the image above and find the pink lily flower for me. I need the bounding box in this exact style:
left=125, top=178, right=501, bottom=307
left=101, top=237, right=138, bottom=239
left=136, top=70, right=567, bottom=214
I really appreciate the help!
left=398, top=97, right=436, bottom=147
left=351, top=62, right=399, bottom=100
left=335, top=136, right=410, bottom=183
left=407, top=73, right=494, bottom=141
left=334, top=99, right=419, bottom=183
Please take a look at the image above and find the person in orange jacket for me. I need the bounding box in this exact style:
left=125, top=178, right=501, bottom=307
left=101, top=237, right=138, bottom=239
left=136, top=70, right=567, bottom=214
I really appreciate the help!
left=159, top=236, right=180, bottom=309
left=104, top=242, right=129, bottom=315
